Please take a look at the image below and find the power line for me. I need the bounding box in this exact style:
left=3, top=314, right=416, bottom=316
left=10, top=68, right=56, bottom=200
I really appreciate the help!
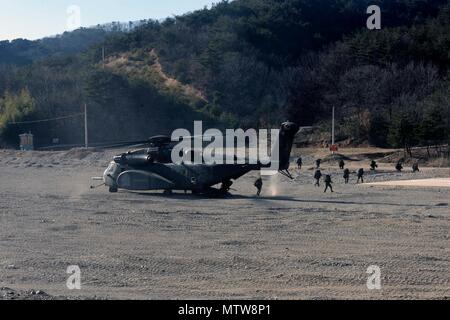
left=7, top=113, right=84, bottom=125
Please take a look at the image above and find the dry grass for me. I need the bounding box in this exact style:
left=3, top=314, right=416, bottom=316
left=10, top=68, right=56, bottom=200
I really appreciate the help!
left=104, top=50, right=207, bottom=106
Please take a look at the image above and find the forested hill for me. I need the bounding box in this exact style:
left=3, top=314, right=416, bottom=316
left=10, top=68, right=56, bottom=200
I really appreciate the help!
left=0, top=28, right=111, bottom=66
left=1, top=0, right=449, bottom=149
left=0, top=21, right=149, bottom=66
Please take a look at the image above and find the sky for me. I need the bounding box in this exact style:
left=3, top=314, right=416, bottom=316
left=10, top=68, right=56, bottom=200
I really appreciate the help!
left=0, top=0, right=216, bottom=41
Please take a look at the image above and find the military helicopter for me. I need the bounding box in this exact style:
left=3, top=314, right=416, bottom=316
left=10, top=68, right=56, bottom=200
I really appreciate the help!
left=92, top=122, right=299, bottom=195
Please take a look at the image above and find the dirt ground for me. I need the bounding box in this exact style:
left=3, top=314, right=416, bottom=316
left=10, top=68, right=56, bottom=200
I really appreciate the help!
left=368, top=178, right=450, bottom=188
left=0, top=148, right=449, bottom=300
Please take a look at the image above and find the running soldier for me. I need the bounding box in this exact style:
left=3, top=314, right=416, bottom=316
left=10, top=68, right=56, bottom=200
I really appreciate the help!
left=370, top=160, right=378, bottom=171
left=314, top=169, right=322, bottom=187
left=339, top=159, right=345, bottom=170
left=357, top=168, right=365, bottom=184
left=343, top=168, right=350, bottom=184
left=315, top=159, right=322, bottom=169
left=324, top=174, right=334, bottom=193
left=396, top=161, right=403, bottom=172
left=254, top=178, right=263, bottom=196
left=297, top=157, right=303, bottom=170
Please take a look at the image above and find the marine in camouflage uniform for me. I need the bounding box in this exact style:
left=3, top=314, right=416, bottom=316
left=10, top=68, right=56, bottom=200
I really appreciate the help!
left=254, top=178, right=263, bottom=196
left=370, top=160, right=378, bottom=171
left=324, top=175, right=334, bottom=193
left=396, top=161, right=403, bottom=172
left=357, top=168, right=365, bottom=184
left=314, top=170, right=322, bottom=187
left=343, top=168, right=350, bottom=184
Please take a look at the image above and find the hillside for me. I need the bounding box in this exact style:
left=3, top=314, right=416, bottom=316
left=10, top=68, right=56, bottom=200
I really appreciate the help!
left=0, top=0, right=449, bottom=149
left=0, top=21, right=150, bottom=67
left=0, top=28, right=111, bottom=66
left=104, top=50, right=207, bottom=107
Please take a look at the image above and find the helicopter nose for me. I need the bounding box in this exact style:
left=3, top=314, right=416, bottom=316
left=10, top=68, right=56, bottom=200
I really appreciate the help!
left=103, top=162, right=121, bottom=187
left=103, top=169, right=113, bottom=186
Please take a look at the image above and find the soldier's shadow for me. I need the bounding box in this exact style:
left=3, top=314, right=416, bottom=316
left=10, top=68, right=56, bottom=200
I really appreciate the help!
left=250, top=195, right=432, bottom=208
left=133, top=192, right=431, bottom=207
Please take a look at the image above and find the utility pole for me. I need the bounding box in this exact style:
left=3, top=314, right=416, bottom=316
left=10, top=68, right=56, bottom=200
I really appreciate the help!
left=102, top=46, right=105, bottom=67
left=84, top=103, right=88, bottom=148
left=331, top=106, right=335, bottom=154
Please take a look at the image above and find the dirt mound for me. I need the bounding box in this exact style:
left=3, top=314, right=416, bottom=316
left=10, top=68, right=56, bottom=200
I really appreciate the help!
left=380, top=149, right=450, bottom=167
left=63, top=148, right=98, bottom=160
left=322, top=153, right=355, bottom=163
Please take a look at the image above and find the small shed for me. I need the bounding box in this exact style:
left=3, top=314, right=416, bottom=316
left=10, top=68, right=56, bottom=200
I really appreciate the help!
left=19, top=133, right=34, bottom=151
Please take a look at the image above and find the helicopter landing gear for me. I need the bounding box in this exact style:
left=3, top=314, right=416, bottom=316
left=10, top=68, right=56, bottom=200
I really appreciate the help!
left=220, top=180, right=233, bottom=193
left=109, top=186, right=118, bottom=193
left=163, top=189, right=173, bottom=195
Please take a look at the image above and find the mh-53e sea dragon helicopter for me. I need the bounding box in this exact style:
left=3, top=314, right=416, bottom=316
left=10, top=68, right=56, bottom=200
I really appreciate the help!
left=92, top=122, right=299, bottom=195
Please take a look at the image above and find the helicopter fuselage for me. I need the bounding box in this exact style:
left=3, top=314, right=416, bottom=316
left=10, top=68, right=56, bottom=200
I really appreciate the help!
left=100, top=121, right=299, bottom=194
left=104, top=160, right=260, bottom=193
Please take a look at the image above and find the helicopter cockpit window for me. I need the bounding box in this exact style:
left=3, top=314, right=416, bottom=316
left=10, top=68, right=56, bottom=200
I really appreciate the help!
left=106, top=162, right=120, bottom=176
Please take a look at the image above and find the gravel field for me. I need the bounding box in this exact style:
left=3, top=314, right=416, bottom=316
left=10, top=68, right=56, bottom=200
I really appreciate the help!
left=1, top=149, right=449, bottom=300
